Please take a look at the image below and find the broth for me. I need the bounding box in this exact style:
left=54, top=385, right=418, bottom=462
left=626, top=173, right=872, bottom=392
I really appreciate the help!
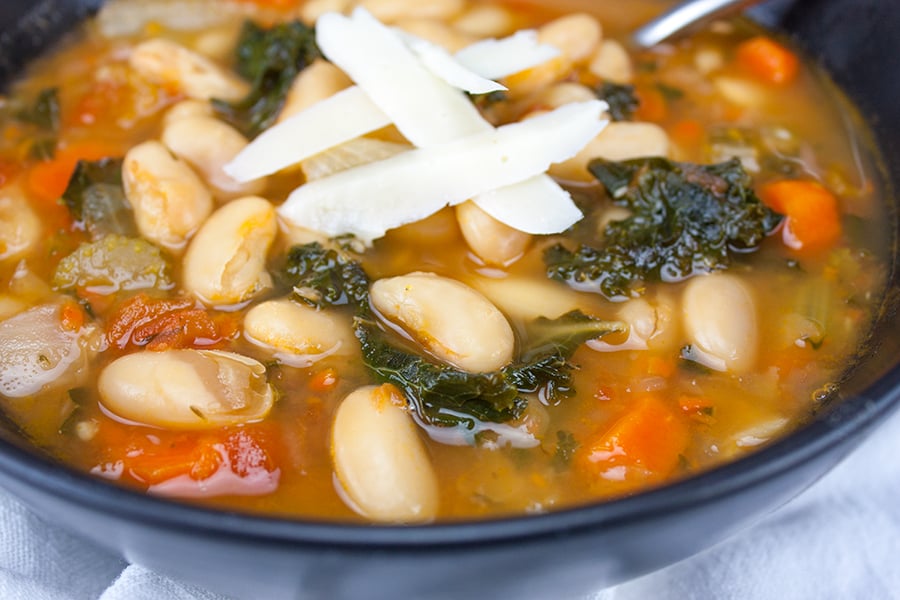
left=0, top=0, right=889, bottom=522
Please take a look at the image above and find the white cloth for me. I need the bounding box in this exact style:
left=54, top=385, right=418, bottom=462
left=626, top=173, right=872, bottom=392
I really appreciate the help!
left=2, top=408, right=900, bottom=600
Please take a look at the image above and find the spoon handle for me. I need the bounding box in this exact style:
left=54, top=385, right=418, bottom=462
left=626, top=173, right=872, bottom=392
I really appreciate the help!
left=631, top=0, right=767, bottom=49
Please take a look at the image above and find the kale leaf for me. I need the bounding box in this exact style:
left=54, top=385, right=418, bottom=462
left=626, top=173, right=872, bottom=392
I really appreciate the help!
left=279, top=243, right=623, bottom=428
left=545, top=157, right=783, bottom=299
left=213, top=20, right=321, bottom=138
left=278, top=242, right=369, bottom=308
left=61, top=158, right=136, bottom=240
left=595, top=82, right=639, bottom=121
left=13, top=87, right=61, bottom=160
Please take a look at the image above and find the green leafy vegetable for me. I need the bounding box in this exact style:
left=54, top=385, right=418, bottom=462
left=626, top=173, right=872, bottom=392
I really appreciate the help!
left=61, top=158, right=136, bottom=240
left=279, top=243, right=623, bottom=428
left=552, top=430, right=579, bottom=470
left=278, top=242, right=369, bottom=308
left=595, top=82, right=638, bottom=121
left=545, top=157, right=782, bottom=299
left=15, top=87, right=61, bottom=160
left=213, top=20, right=321, bottom=138
left=52, top=234, right=173, bottom=294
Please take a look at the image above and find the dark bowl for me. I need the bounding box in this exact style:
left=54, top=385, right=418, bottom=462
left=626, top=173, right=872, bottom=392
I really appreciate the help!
left=0, top=1, right=899, bottom=599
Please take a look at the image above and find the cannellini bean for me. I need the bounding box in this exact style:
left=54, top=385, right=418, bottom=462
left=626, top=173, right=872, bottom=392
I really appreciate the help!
left=357, top=0, right=465, bottom=24
left=193, top=24, right=242, bottom=61
left=551, top=122, right=670, bottom=181
left=472, top=276, right=586, bottom=321
left=588, top=40, right=634, bottom=84
left=182, top=196, right=277, bottom=306
left=453, top=4, right=515, bottom=38
left=0, top=187, right=41, bottom=261
left=503, top=55, right=571, bottom=97
left=163, top=99, right=214, bottom=125
left=331, top=384, right=438, bottom=522
left=162, top=115, right=267, bottom=200
left=393, top=18, right=476, bottom=52
left=243, top=299, right=357, bottom=367
left=0, top=303, right=96, bottom=398
left=370, top=272, right=514, bottom=372
left=533, top=82, right=598, bottom=110
left=277, top=59, right=353, bottom=123
left=682, top=273, right=758, bottom=373
left=129, top=38, right=249, bottom=101
left=714, top=76, right=769, bottom=108
left=455, top=200, right=530, bottom=266
left=98, top=349, right=274, bottom=429
left=123, top=140, right=214, bottom=251
left=589, top=294, right=679, bottom=352
left=538, top=13, right=602, bottom=63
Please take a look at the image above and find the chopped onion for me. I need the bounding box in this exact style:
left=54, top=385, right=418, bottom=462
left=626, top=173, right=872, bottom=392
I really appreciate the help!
left=278, top=101, right=607, bottom=242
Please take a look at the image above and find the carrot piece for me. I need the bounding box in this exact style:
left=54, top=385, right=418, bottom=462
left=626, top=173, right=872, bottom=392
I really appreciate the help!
left=26, top=140, right=122, bottom=203
left=309, top=367, right=338, bottom=392
left=736, top=36, right=799, bottom=85
left=106, top=293, right=225, bottom=350
left=579, top=395, right=690, bottom=486
left=634, top=86, right=668, bottom=122
left=59, top=300, right=86, bottom=332
left=669, top=119, right=704, bottom=152
left=759, top=180, right=842, bottom=251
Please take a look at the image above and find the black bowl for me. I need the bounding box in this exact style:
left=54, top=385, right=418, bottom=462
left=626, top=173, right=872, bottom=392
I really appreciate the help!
left=0, top=1, right=898, bottom=599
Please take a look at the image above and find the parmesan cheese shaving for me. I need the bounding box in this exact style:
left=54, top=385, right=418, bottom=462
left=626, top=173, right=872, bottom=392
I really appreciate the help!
left=454, top=30, right=561, bottom=80
left=398, top=31, right=507, bottom=94
left=301, top=137, right=410, bottom=181
left=471, top=176, right=583, bottom=235
left=278, top=101, right=607, bottom=242
left=222, top=86, right=391, bottom=183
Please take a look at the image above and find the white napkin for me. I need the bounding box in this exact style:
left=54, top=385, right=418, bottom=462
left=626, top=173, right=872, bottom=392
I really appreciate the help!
left=1, top=407, right=899, bottom=600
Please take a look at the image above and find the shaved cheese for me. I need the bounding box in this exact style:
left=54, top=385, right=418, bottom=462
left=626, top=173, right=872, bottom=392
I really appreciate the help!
left=471, top=176, right=583, bottom=235
left=317, top=7, right=594, bottom=235
left=301, top=137, right=410, bottom=181
left=278, top=101, right=606, bottom=242
left=455, top=30, right=561, bottom=80
left=399, top=31, right=507, bottom=94
left=223, top=86, right=391, bottom=183
left=226, top=18, right=563, bottom=183
left=318, top=9, right=486, bottom=147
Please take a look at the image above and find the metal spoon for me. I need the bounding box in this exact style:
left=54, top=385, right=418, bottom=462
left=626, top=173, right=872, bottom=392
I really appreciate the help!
left=631, top=0, right=768, bottom=49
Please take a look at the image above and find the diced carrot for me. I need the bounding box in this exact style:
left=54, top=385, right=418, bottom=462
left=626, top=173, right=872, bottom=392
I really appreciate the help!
left=0, top=158, right=19, bottom=189
left=669, top=119, right=704, bottom=152
left=579, top=395, right=690, bottom=486
left=309, top=367, right=338, bottom=393
left=59, top=300, right=86, bottom=332
left=736, top=36, right=799, bottom=85
left=634, top=86, right=668, bottom=122
left=26, top=140, right=122, bottom=203
left=759, top=180, right=842, bottom=251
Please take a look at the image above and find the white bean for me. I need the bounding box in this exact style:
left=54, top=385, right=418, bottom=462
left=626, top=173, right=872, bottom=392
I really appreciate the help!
left=122, top=141, right=212, bottom=246
left=182, top=196, right=277, bottom=306
left=163, top=99, right=214, bottom=126
left=162, top=115, right=266, bottom=200
left=123, top=140, right=214, bottom=251
left=370, top=272, right=514, bottom=373
left=394, top=18, right=476, bottom=52
left=455, top=200, right=530, bottom=267
left=472, top=276, right=586, bottom=321
left=682, top=273, right=758, bottom=372
left=538, top=13, right=602, bottom=63
left=551, top=122, right=670, bottom=181
left=277, top=59, right=353, bottom=123
left=588, top=40, right=634, bottom=84
left=358, top=0, right=465, bottom=24
left=453, top=4, right=515, bottom=38
left=243, top=299, right=357, bottom=367
left=129, top=38, right=249, bottom=101
left=98, top=349, right=274, bottom=429
left=0, top=187, right=41, bottom=261
left=533, top=82, right=598, bottom=110
left=589, top=294, right=679, bottom=352
left=331, top=384, right=438, bottom=522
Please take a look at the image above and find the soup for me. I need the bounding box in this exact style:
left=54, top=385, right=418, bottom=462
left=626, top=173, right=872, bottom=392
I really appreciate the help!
left=0, top=0, right=888, bottom=523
